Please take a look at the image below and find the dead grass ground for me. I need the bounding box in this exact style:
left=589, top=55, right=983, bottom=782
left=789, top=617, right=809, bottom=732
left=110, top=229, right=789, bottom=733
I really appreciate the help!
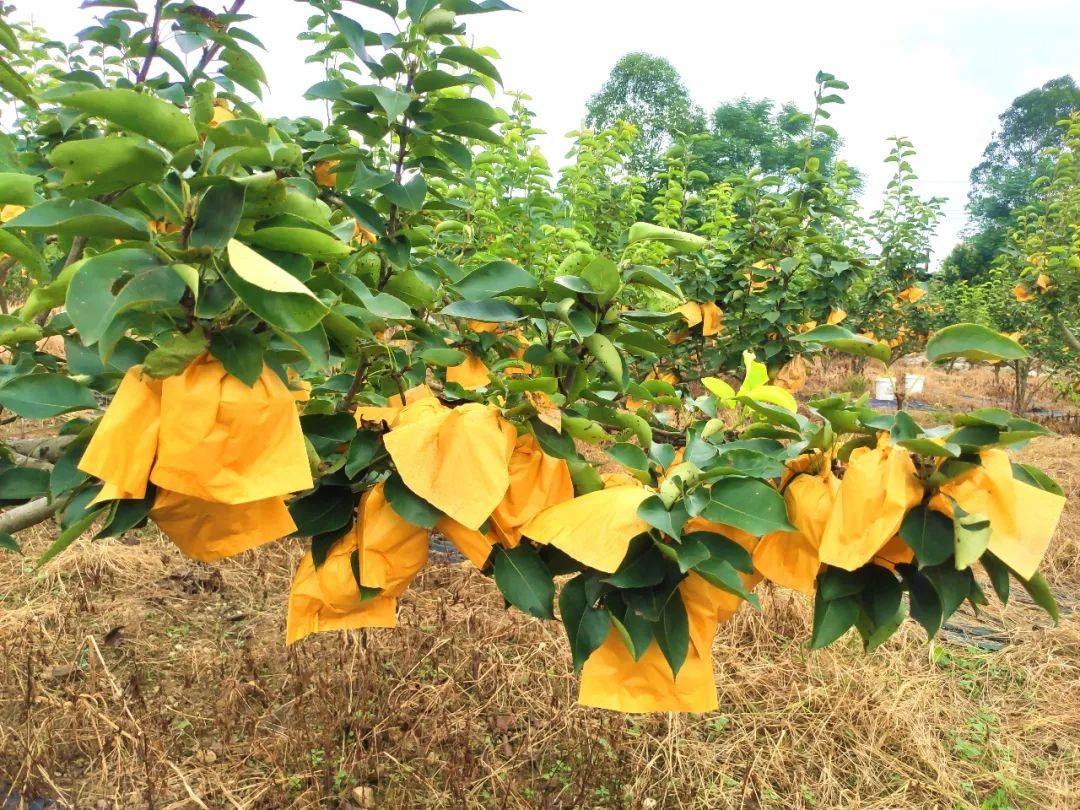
left=1, top=394, right=1078, bottom=808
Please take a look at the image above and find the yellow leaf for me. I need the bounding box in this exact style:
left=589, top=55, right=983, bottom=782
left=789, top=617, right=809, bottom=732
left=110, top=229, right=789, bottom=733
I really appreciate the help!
left=745, top=384, right=798, bottom=413
left=702, top=376, right=736, bottom=404
left=521, top=484, right=650, bottom=573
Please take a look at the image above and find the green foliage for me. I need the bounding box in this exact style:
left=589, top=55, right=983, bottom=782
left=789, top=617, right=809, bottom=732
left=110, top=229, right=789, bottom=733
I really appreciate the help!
left=0, top=1, right=1065, bottom=690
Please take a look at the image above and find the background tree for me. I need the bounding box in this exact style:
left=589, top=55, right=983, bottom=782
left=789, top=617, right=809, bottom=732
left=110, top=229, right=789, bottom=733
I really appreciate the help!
left=693, top=97, right=855, bottom=187
left=943, top=75, right=1080, bottom=280
left=585, top=53, right=704, bottom=178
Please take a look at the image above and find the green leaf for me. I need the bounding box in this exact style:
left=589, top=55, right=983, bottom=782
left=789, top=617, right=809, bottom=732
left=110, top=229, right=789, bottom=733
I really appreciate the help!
left=602, top=534, right=666, bottom=588
left=191, top=180, right=246, bottom=250
left=0, top=56, right=36, bottom=108
left=689, top=531, right=754, bottom=574
left=209, top=327, right=264, bottom=386
left=413, top=68, right=477, bottom=94
left=606, top=442, right=649, bottom=473
left=247, top=227, right=350, bottom=261
left=384, top=472, right=443, bottom=529
left=653, top=589, right=690, bottom=676
left=693, top=555, right=760, bottom=608
left=793, top=324, right=890, bottom=363
left=859, top=566, right=902, bottom=629
left=624, top=264, right=682, bottom=298
left=610, top=611, right=651, bottom=662
left=809, top=593, right=858, bottom=649
left=1015, top=570, right=1058, bottom=623
left=583, top=333, right=624, bottom=387
left=817, top=567, right=864, bottom=600
left=224, top=239, right=329, bottom=332
left=439, top=45, right=502, bottom=84
left=558, top=574, right=611, bottom=672
left=637, top=494, right=688, bottom=539
left=0, top=172, right=40, bottom=206
left=898, top=438, right=960, bottom=458
left=45, top=86, right=198, bottom=151
left=703, top=478, right=794, bottom=536
left=48, top=136, right=166, bottom=191
left=666, top=532, right=711, bottom=574
left=0, top=533, right=20, bottom=554
left=923, top=565, right=974, bottom=620
left=925, top=323, right=1027, bottom=363
left=95, top=490, right=155, bottom=538
left=301, top=413, right=357, bottom=457
left=580, top=256, right=621, bottom=304
left=288, top=485, right=354, bottom=537
left=0, top=229, right=46, bottom=279
left=953, top=505, right=991, bottom=570
left=381, top=175, right=427, bottom=211
left=37, top=507, right=107, bottom=567
left=0, top=373, right=96, bottom=418
left=371, top=86, right=412, bottom=120
left=1010, top=463, right=1063, bottom=496
left=0, top=467, right=50, bottom=500
left=345, top=430, right=383, bottom=477
left=899, top=505, right=953, bottom=567
left=453, top=261, right=539, bottom=299
left=329, top=12, right=380, bottom=70
left=899, top=565, right=944, bottom=639
left=66, top=249, right=182, bottom=346
left=627, top=222, right=706, bottom=254
left=440, top=298, right=524, bottom=322
left=980, top=551, right=1011, bottom=604
left=6, top=199, right=149, bottom=240
left=419, top=347, right=466, bottom=367
left=142, top=328, right=208, bottom=378
left=493, top=544, right=555, bottom=620
left=50, top=441, right=90, bottom=499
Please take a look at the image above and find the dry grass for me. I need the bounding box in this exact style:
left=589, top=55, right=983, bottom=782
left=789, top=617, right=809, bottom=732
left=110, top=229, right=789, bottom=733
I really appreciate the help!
left=1, top=381, right=1079, bottom=808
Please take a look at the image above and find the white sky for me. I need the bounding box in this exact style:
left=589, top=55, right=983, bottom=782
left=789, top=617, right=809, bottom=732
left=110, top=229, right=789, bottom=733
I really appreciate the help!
left=23, top=0, right=1080, bottom=265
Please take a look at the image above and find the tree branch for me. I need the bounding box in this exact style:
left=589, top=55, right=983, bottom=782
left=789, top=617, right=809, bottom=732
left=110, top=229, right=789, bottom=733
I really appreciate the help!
left=135, top=0, right=165, bottom=84
left=8, top=435, right=77, bottom=461
left=190, top=0, right=247, bottom=82
left=0, top=497, right=59, bottom=535
left=1052, top=312, right=1080, bottom=353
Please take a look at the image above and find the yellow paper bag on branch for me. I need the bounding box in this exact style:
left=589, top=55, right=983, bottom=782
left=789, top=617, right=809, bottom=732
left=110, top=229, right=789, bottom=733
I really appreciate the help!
left=437, top=432, right=574, bottom=567
left=754, top=469, right=839, bottom=594
left=383, top=402, right=516, bottom=530
left=817, top=437, right=922, bottom=571
left=150, top=355, right=313, bottom=504
left=935, top=450, right=1065, bottom=579
left=286, top=483, right=429, bottom=644
left=578, top=572, right=750, bottom=713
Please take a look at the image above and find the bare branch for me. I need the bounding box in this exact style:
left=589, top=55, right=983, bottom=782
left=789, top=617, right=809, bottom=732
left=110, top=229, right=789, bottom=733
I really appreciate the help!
left=0, top=497, right=58, bottom=535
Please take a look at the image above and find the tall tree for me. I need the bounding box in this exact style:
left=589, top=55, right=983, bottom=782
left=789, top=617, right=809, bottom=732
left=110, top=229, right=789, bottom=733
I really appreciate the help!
left=944, top=75, right=1080, bottom=279
left=692, top=96, right=853, bottom=186
left=585, top=52, right=704, bottom=177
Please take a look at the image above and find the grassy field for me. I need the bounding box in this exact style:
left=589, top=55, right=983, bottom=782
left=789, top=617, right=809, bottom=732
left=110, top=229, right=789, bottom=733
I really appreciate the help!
left=1, top=368, right=1078, bottom=809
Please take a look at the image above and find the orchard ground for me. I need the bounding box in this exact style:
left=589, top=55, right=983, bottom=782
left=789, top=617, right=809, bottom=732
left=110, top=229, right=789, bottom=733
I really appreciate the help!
left=1, top=362, right=1078, bottom=809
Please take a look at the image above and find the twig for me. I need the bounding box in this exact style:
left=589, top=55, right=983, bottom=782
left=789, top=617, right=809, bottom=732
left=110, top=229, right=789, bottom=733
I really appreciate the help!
left=85, top=635, right=123, bottom=699
left=164, top=759, right=209, bottom=810
left=339, top=356, right=370, bottom=412
left=135, top=0, right=165, bottom=84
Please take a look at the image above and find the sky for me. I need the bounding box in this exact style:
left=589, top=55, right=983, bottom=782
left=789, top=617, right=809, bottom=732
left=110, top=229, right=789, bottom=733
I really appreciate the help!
left=23, top=0, right=1080, bottom=265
